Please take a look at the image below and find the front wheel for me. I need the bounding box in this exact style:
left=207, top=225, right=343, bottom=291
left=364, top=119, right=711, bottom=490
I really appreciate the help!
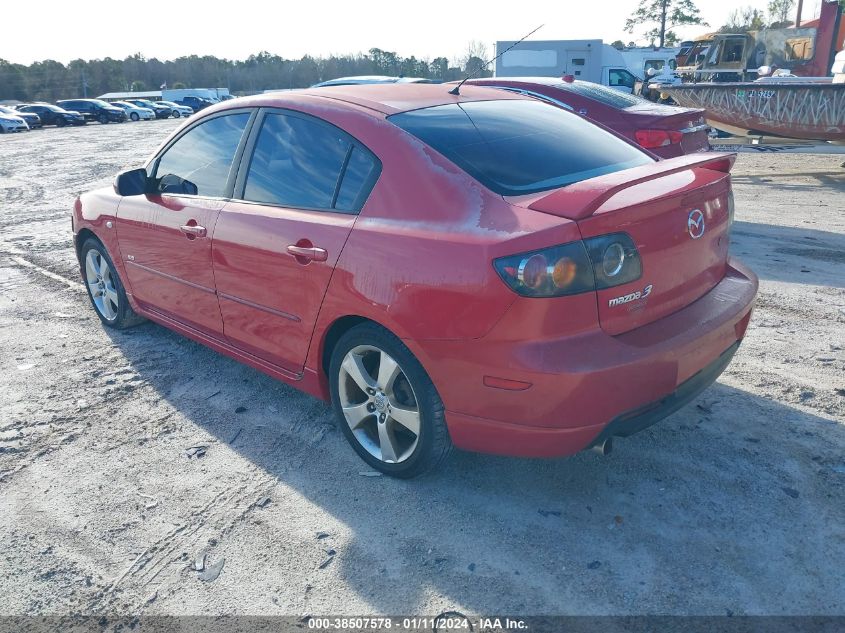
left=130, top=112, right=139, bottom=121
left=81, top=238, right=145, bottom=329
left=171, top=111, right=180, bottom=118
left=329, top=323, right=452, bottom=478
left=98, top=113, right=108, bottom=124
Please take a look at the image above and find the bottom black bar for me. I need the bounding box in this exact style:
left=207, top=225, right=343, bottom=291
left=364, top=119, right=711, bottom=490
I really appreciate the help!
left=0, top=615, right=843, bottom=633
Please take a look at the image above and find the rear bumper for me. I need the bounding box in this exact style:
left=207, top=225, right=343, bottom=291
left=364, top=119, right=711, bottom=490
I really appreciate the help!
left=422, top=258, right=757, bottom=458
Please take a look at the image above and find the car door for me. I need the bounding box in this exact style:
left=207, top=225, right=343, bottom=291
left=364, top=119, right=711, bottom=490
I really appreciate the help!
left=212, top=108, right=381, bottom=374
left=115, top=110, right=254, bottom=336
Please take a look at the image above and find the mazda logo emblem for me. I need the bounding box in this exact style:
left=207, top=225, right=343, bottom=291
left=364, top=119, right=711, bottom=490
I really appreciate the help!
left=688, top=209, right=705, bottom=239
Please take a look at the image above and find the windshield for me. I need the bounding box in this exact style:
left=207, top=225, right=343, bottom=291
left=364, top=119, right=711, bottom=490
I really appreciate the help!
left=389, top=99, right=651, bottom=196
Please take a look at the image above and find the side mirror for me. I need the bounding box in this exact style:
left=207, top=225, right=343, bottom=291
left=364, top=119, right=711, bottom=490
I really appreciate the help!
left=158, top=174, right=199, bottom=196
left=114, top=168, right=149, bottom=196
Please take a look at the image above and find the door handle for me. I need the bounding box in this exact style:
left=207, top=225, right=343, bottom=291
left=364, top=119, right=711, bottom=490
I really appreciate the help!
left=179, top=223, right=207, bottom=238
left=287, top=244, right=328, bottom=262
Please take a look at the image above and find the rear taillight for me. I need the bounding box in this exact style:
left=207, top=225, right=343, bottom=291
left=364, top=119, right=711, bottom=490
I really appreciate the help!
left=582, top=233, right=643, bottom=289
left=635, top=129, right=683, bottom=149
left=493, top=234, right=642, bottom=298
left=494, top=242, right=594, bottom=298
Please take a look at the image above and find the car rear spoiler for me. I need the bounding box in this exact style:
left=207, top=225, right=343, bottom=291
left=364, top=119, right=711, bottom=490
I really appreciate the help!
left=526, top=153, right=736, bottom=220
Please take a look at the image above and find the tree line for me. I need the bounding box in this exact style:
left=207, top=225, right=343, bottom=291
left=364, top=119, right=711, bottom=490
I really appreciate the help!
left=622, top=0, right=844, bottom=48
left=0, top=47, right=491, bottom=103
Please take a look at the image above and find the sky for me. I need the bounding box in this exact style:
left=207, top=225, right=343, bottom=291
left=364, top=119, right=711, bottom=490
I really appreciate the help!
left=1, top=0, right=825, bottom=66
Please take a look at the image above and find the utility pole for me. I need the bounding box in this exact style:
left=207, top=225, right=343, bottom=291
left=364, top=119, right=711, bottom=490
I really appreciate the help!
left=659, top=0, right=668, bottom=48
left=81, top=69, right=88, bottom=98
left=795, top=0, right=804, bottom=27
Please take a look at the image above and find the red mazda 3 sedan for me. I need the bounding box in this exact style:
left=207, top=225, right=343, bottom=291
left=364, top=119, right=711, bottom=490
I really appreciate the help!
left=72, top=84, right=757, bottom=477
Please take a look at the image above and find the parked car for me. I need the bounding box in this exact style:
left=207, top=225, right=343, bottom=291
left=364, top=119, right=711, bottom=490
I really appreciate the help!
left=173, top=96, right=215, bottom=112
left=466, top=77, right=710, bottom=158
left=0, top=105, right=41, bottom=129
left=15, top=103, right=86, bottom=127
left=311, top=75, right=435, bottom=87
left=0, top=111, right=29, bottom=133
left=56, top=99, right=127, bottom=124
left=112, top=101, right=155, bottom=121
left=126, top=99, right=172, bottom=119
left=72, top=84, right=757, bottom=477
left=155, top=100, right=193, bottom=118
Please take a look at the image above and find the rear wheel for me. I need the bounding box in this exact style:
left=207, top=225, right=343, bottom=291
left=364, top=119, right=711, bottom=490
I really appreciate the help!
left=329, top=323, right=452, bottom=478
left=130, top=112, right=139, bottom=121
left=81, top=238, right=145, bottom=329
left=172, top=111, right=180, bottom=118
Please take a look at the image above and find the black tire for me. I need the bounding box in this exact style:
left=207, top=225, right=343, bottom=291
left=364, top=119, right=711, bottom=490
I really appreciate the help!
left=329, top=323, right=452, bottom=478
left=171, top=111, right=180, bottom=118
left=99, top=113, right=109, bottom=124
left=56, top=118, right=67, bottom=127
left=80, top=238, right=145, bottom=329
left=130, top=112, right=139, bottom=121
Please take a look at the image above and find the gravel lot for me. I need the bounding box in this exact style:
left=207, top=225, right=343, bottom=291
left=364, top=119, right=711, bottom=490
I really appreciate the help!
left=1, top=120, right=843, bottom=618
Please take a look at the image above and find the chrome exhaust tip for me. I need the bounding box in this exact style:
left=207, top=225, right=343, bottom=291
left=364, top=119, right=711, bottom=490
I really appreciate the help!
left=592, top=437, right=613, bottom=456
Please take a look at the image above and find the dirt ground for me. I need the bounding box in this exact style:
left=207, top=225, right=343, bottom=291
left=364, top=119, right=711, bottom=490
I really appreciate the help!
left=0, top=120, right=843, bottom=618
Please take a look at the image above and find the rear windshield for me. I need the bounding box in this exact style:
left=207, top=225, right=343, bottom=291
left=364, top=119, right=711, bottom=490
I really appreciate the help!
left=389, top=99, right=651, bottom=196
left=555, top=81, right=648, bottom=109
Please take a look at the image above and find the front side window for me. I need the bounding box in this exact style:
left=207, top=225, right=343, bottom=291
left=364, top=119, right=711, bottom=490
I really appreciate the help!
left=154, top=113, right=250, bottom=198
left=242, top=112, right=378, bottom=212
left=390, top=99, right=651, bottom=197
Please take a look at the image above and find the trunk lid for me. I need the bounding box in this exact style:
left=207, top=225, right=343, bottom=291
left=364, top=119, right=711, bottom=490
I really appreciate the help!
left=508, top=154, right=734, bottom=335
left=624, top=105, right=710, bottom=154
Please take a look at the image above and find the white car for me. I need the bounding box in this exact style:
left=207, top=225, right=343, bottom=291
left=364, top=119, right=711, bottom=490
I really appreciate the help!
left=155, top=100, right=193, bottom=118
left=0, top=113, right=29, bottom=133
left=112, top=101, right=155, bottom=121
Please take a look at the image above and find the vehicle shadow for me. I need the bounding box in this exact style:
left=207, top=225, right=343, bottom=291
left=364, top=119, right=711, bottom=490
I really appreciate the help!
left=731, top=221, right=845, bottom=289
left=104, top=321, right=845, bottom=615
left=731, top=169, right=845, bottom=191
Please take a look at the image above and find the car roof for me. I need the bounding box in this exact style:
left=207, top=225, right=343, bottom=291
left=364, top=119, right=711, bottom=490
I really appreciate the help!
left=255, top=83, right=524, bottom=115
left=466, top=76, right=575, bottom=89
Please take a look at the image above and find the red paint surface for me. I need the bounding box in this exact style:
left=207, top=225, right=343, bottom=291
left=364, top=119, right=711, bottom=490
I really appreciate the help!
left=73, top=84, right=758, bottom=458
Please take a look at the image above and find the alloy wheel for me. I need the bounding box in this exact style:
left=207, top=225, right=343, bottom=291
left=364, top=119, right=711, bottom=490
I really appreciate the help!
left=338, top=345, right=421, bottom=464
left=85, top=249, right=119, bottom=321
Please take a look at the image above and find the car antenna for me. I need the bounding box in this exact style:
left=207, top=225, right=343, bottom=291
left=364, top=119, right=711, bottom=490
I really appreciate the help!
left=449, top=24, right=544, bottom=96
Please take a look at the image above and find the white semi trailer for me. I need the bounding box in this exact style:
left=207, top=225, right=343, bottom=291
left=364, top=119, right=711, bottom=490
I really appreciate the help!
left=494, top=39, right=678, bottom=92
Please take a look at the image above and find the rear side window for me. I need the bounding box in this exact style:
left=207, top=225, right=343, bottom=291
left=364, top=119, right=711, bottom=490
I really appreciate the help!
left=555, top=81, right=648, bottom=108
left=154, top=113, right=250, bottom=197
left=242, top=112, right=379, bottom=212
left=335, top=147, right=378, bottom=212
left=390, top=99, right=651, bottom=196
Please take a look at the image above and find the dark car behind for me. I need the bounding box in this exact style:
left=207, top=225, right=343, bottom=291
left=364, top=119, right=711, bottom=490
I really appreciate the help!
left=126, top=99, right=172, bottom=119
left=467, top=77, right=710, bottom=158
left=56, top=99, right=127, bottom=124
left=174, top=96, right=215, bottom=112
left=17, top=103, right=86, bottom=127
left=0, top=105, right=41, bottom=129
